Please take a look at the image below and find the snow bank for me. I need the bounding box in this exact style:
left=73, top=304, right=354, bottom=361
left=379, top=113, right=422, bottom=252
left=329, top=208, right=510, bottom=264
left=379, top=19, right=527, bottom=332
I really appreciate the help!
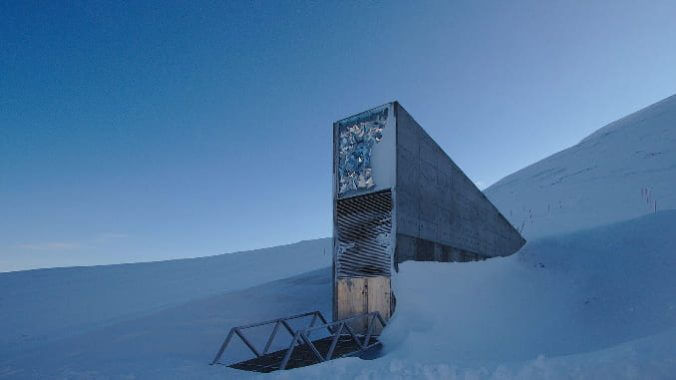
left=1, top=268, right=333, bottom=379
left=0, top=238, right=331, bottom=359
left=280, top=211, right=676, bottom=379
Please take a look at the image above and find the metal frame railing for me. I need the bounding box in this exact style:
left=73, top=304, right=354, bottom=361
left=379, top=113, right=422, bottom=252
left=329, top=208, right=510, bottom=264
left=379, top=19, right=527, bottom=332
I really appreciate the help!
left=278, top=311, right=387, bottom=370
left=210, top=310, right=329, bottom=365
left=210, top=310, right=387, bottom=371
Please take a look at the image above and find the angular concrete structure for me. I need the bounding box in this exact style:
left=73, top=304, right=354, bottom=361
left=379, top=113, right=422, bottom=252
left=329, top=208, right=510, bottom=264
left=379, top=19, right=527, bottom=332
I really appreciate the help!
left=333, top=102, right=525, bottom=327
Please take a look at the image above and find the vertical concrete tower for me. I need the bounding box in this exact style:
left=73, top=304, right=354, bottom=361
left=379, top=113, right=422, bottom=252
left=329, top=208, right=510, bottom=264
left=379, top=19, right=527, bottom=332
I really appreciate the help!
left=333, top=102, right=525, bottom=327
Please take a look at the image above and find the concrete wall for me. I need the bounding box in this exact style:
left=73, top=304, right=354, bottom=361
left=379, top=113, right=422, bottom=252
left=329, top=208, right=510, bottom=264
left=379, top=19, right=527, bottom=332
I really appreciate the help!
left=394, top=102, right=525, bottom=265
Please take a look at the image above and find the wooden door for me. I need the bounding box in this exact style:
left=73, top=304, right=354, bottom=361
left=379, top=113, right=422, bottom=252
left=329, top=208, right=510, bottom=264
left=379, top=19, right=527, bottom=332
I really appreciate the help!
left=335, top=276, right=390, bottom=333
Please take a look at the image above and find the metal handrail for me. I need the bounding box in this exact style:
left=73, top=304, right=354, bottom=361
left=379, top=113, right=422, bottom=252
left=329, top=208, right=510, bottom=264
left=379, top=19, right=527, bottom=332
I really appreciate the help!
left=278, top=311, right=386, bottom=370
left=210, top=310, right=387, bottom=371
left=210, top=310, right=329, bottom=365
left=227, top=310, right=324, bottom=330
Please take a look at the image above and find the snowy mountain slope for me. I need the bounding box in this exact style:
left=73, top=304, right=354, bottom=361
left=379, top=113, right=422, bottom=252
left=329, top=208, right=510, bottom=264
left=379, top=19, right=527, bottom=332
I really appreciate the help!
left=0, top=238, right=331, bottom=359
left=485, top=94, right=676, bottom=239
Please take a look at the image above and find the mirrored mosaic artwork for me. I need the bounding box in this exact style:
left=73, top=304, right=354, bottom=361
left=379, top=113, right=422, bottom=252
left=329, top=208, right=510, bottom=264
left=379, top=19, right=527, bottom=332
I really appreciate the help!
left=337, top=106, right=388, bottom=194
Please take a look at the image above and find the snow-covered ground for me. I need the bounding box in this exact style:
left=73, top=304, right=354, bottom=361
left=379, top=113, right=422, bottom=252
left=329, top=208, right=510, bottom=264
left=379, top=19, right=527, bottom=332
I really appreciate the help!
left=286, top=210, right=676, bottom=379
left=1, top=95, right=675, bottom=379
left=0, top=239, right=331, bottom=374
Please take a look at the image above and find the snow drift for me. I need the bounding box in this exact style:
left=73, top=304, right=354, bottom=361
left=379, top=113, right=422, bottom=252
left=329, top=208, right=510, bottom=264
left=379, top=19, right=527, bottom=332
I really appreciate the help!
left=286, top=210, right=676, bottom=379
left=0, top=238, right=330, bottom=361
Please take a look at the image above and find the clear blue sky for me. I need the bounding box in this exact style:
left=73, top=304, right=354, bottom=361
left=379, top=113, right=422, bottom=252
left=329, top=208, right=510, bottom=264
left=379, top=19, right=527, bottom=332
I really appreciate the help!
left=2, top=1, right=676, bottom=271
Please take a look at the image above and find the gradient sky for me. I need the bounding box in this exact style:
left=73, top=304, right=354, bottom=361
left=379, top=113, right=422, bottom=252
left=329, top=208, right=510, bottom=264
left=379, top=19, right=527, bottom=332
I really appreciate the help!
left=2, top=1, right=676, bottom=272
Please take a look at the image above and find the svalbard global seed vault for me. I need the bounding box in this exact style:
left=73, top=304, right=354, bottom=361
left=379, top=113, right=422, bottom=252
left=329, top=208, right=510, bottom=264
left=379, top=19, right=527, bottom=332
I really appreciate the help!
left=211, top=102, right=526, bottom=373
left=333, top=102, right=526, bottom=327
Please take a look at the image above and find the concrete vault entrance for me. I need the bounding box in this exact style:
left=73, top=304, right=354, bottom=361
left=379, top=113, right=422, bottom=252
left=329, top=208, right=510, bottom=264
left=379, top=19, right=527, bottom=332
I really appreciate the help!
left=212, top=102, right=526, bottom=373
left=332, top=102, right=525, bottom=329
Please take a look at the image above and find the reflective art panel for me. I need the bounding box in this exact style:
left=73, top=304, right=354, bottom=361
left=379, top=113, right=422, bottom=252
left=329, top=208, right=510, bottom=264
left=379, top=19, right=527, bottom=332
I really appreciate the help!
left=337, top=107, right=388, bottom=195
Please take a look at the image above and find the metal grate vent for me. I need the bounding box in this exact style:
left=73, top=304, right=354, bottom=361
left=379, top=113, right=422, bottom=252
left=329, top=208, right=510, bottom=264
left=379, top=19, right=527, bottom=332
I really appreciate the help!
left=335, top=189, right=393, bottom=278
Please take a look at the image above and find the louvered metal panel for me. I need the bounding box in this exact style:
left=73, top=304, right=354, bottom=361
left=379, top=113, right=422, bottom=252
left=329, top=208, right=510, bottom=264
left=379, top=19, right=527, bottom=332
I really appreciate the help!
left=336, top=190, right=393, bottom=278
